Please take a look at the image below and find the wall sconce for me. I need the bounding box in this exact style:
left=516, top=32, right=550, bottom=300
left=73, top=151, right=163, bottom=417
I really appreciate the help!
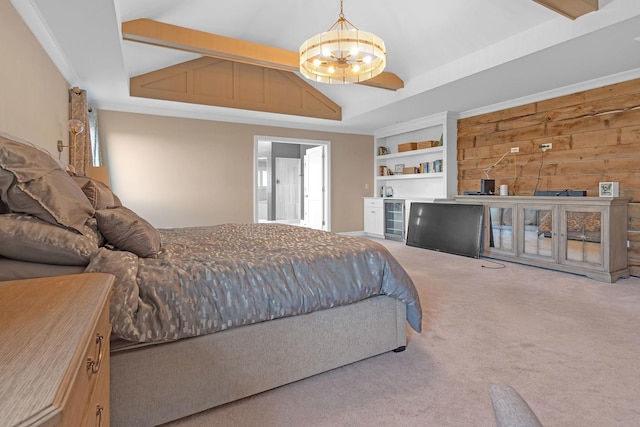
left=57, top=119, right=85, bottom=153
left=56, top=139, right=66, bottom=157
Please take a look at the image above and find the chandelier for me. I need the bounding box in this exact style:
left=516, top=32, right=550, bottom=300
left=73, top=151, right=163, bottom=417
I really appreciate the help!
left=299, top=0, right=386, bottom=84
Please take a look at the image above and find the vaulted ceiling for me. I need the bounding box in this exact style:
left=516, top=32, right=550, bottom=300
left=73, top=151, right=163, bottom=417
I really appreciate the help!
left=12, top=0, right=640, bottom=134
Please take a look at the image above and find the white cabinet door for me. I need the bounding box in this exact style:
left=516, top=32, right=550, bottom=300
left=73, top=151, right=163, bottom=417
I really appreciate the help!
left=363, top=198, right=384, bottom=237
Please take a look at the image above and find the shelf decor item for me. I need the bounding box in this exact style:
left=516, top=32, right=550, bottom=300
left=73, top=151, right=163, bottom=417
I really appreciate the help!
left=599, top=182, right=619, bottom=197
left=394, top=164, right=405, bottom=174
left=398, top=142, right=418, bottom=152
left=403, top=167, right=418, bottom=174
left=417, top=140, right=439, bottom=149
left=378, top=146, right=388, bottom=156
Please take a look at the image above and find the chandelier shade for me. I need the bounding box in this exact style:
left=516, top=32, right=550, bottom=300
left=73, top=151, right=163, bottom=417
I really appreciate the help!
left=299, top=2, right=386, bottom=84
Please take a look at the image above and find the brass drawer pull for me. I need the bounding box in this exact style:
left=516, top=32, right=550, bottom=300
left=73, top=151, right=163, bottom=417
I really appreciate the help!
left=96, top=405, right=104, bottom=427
left=87, top=333, right=104, bottom=374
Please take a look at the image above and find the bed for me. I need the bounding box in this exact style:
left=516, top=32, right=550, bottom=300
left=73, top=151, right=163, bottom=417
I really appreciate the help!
left=0, top=134, right=422, bottom=426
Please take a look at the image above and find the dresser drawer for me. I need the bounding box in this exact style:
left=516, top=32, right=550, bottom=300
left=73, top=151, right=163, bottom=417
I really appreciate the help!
left=364, top=198, right=383, bottom=208
left=83, top=356, right=110, bottom=427
left=61, top=298, right=111, bottom=426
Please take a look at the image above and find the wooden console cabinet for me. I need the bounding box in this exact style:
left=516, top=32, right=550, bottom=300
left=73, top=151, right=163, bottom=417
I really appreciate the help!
left=455, top=196, right=630, bottom=282
left=0, top=273, right=114, bottom=426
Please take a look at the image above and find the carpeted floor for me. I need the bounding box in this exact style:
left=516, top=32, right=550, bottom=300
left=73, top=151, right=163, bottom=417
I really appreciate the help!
left=164, top=238, right=640, bottom=426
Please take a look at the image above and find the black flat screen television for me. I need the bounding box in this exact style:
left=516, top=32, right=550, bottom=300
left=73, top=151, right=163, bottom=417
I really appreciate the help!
left=406, top=202, right=484, bottom=258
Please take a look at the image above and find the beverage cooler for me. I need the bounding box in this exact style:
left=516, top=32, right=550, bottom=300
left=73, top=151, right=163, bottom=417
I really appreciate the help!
left=384, top=199, right=405, bottom=241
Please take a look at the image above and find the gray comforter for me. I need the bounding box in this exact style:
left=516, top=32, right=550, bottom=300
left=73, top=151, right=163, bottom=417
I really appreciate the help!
left=86, top=223, right=422, bottom=342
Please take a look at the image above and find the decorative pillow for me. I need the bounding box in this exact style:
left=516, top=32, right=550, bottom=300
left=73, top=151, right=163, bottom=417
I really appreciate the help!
left=0, top=136, right=94, bottom=233
left=5, top=169, right=95, bottom=233
left=72, top=176, right=122, bottom=210
left=0, top=134, right=60, bottom=180
left=0, top=161, right=16, bottom=212
left=0, top=213, right=103, bottom=265
left=0, top=172, right=10, bottom=214
left=95, top=206, right=161, bottom=258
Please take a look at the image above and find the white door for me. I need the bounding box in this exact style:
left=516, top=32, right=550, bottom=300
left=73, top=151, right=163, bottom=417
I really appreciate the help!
left=304, top=145, right=325, bottom=230
left=257, top=157, right=268, bottom=221
left=275, top=157, right=301, bottom=221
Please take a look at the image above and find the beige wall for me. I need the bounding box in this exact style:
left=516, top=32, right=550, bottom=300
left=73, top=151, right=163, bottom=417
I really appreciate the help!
left=0, top=0, right=69, bottom=158
left=98, top=111, right=374, bottom=232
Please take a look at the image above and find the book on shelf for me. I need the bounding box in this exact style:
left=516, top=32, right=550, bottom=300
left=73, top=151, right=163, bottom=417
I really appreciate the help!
left=419, top=159, right=443, bottom=173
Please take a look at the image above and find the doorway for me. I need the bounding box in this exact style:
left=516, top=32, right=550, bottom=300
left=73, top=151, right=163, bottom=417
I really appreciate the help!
left=254, top=136, right=330, bottom=231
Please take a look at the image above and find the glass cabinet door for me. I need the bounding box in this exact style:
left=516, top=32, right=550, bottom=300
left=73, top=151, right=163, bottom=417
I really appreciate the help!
left=384, top=200, right=405, bottom=241
left=488, top=205, right=514, bottom=255
left=560, top=207, right=604, bottom=268
left=520, top=206, right=554, bottom=260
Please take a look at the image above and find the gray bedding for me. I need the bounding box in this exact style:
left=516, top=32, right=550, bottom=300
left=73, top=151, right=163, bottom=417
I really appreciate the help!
left=0, top=256, right=85, bottom=281
left=85, top=223, right=422, bottom=343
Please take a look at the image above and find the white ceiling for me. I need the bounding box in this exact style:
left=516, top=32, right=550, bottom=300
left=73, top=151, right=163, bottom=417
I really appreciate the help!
left=12, top=0, right=640, bottom=134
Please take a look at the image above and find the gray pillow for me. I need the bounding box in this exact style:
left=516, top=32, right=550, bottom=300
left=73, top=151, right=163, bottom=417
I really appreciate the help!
left=0, top=213, right=103, bottom=265
left=72, top=176, right=122, bottom=210
left=0, top=172, right=10, bottom=214
left=95, top=206, right=161, bottom=258
left=0, top=135, right=94, bottom=233
left=0, top=134, right=60, bottom=180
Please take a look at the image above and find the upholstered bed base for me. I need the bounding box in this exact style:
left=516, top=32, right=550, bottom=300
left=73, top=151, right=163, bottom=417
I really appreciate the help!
left=110, top=295, right=407, bottom=427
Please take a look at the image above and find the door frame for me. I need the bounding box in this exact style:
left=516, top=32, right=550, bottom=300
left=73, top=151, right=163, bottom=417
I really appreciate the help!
left=253, top=135, right=331, bottom=231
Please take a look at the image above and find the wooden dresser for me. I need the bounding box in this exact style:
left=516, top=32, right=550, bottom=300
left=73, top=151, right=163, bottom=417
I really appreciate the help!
left=0, top=273, right=114, bottom=426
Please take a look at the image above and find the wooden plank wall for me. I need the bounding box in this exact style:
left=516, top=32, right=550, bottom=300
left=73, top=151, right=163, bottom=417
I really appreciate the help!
left=457, top=78, right=640, bottom=276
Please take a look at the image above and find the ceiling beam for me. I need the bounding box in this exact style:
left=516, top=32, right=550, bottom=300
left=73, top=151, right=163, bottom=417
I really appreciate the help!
left=122, top=19, right=404, bottom=91
left=532, top=0, right=598, bottom=19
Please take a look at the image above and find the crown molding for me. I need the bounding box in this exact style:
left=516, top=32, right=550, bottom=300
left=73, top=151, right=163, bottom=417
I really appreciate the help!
left=10, top=0, right=80, bottom=85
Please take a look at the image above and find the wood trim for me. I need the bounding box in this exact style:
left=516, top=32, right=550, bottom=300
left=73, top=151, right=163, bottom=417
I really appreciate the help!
left=130, top=56, right=342, bottom=120
left=532, top=0, right=598, bottom=19
left=122, top=19, right=404, bottom=91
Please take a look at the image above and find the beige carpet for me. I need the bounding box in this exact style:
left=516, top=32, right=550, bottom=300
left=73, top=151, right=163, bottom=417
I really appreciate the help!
left=164, top=238, right=640, bottom=427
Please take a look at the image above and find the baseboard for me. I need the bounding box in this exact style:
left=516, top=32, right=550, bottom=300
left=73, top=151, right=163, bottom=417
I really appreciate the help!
left=339, top=231, right=367, bottom=237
